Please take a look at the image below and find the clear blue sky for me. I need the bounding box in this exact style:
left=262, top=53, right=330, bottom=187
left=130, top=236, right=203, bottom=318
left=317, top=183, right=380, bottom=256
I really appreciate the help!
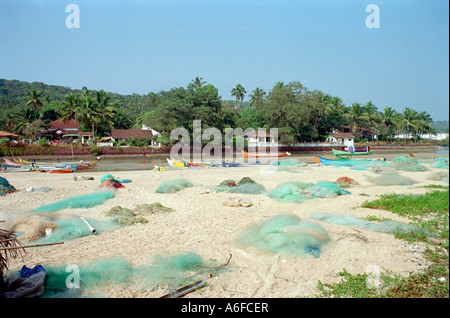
left=1, top=0, right=448, bottom=121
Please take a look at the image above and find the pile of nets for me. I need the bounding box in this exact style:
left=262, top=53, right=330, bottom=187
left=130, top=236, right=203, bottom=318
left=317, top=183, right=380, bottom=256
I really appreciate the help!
left=34, top=190, right=115, bottom=213
left=426, top=170, right=449, bottom=183
left=367, top=172, right=416, bottom=186
left=431, top=157, right=449, bottom=169
left=391, top=156, right=428, bottom=172
left=268, top=181, right=350, bottom=203
left=96, top=174, right=125, bottom=190
left=336, top=176, right=359, bottom=188
left=234, top=214, right=330, bottom=257
left=309, top=212, right=425, bottom=236
left=0, top=176, right=16, bottom=196
left=38, top=216, right=117, bottom=244
left=214, top=177, right=265, bottom=194
left=156, top=178, right=193, bottom=193
left=105, top=202, right=174, bottom=225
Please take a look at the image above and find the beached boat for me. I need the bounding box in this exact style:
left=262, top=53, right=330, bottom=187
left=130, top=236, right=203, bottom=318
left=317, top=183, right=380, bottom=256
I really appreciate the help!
left=314, top=154, right=385, bottom=164
left=242, top=150, right=291, bottom=158
left=314, top=154, right=340, bottom=164
left=332, top=147, right=373, bottom=157
left=4, top=158, right=78, bottom=172
left=17, top=157, right=95, bottom=169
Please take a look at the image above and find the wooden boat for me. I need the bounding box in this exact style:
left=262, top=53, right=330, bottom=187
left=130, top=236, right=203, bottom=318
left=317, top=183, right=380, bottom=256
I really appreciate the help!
left=46, top=169, right=74, bottom=173
left=17, top=157, right=95, bottom=169
left=242, top=150, right=291, bottom=158
left=332, top=147, right=373, bottom=157
left=314, top=154, right=340, bottom=164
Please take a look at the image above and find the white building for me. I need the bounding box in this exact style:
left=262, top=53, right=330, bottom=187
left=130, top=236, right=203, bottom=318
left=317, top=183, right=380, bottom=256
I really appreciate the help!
left=325, top=132, right=355, bottom=147
left=243, top=130, right=278, bottom=148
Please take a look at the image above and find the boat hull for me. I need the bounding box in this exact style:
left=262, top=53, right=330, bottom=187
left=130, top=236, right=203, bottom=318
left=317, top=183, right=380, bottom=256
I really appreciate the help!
left=242, top=150, right=291, bottom=158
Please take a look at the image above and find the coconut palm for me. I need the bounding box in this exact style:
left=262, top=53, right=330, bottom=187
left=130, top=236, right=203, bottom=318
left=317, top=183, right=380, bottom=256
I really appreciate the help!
left=191, top=77, right=206, bottom=88
left=74, top=94, right=102, bottom=138
left=60, top=93, right=80, bottom=123
left=248, top=87, right=266, bottom=108
left=378, top=107, right=399, bottom=141
left=26, top=90, right=43, bottom=120
left=231, top=84, right=246, bottom=108
left=344, top=102, right=369, bottom=133
left=399, top=107, right=419, bottom=140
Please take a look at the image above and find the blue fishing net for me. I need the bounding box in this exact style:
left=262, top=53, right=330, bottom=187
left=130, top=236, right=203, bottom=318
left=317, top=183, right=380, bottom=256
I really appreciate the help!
left=155, top=178, right=193, bottom=193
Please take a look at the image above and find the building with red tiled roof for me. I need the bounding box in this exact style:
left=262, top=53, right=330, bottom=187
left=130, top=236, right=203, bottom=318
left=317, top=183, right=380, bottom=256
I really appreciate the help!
left=110, top=129, right=160, bottom=147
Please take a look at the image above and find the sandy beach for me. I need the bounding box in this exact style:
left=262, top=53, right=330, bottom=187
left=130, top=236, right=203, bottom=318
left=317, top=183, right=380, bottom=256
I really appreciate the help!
left=1, top=153, right=448, bottom=298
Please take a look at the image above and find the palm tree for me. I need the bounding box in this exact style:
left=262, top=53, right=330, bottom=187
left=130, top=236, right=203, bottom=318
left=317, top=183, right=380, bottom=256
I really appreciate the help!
left=345, top=102, right=369, bottom=133
left=74, top=94, right=102, bottom=138
left=248, top=88, right=266, bottom=108
left=231, top=84, right=246, bottom=108
left=60, top=93, right=80, bottom=123
left=364, top=101, right=379, bottom=127
left=191, top=77, right=206, bottom=88
left=416, top=111, right=434, bottom=138
left=95, top=89, right=117, bottom=130
left=274, top=81, right=285, bottom=89
left=379, top=107, right=399, bottom=141
left=399, top=107, right=419, bottom=141
left=26, top=90, right=43, bottom=120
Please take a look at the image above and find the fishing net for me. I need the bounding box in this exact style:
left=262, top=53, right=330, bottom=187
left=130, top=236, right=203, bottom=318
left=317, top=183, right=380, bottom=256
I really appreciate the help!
left=37, top=216, right=117, bottom=244
left=426, top=170, right=449, bottom=183
left=214, top=177, right=266, bottom=194
left=156, top=178, right=193, bottom=193
left=105, top=203, right=174, bottom=225
left=41, top=257, right=133, bottom=298
left=336, top=176, right=359, bottom=188
left=270, top=159, right=307, bottom=167
left=367, top=172, right=416, bottom=186
left=319, top=158, right=390, bottom=171
left=6, top=214, right=54, bottom=241
left=234, top=214, right=330, bottom=257
left=369, top=166, right=397, bottom=174
left=267, top=182, right=312, bottom=203
left=431, top=157, right=449, bottom=169
left=0, top=177, right=16, bottom=196
left=268, top=181, right=349, bottom=203
left=309, top=212, right=425, bottom=236
left=391, top=156, right=428, bottom=172
left=37, top=252, right=229, bottom=297
left=33, top=190, right=115, bottom=213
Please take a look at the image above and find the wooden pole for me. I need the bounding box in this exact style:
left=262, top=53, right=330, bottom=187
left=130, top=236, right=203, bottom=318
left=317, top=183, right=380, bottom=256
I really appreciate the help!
left=0, top=241, right=64, bottom=251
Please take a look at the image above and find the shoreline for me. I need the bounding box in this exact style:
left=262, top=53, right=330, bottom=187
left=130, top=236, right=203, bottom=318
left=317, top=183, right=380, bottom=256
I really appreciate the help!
left=4, top=144, right=447, bottom=162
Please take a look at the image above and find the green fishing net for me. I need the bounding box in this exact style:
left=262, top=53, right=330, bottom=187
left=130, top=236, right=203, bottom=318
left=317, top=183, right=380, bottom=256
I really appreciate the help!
left=268, top=181, right=349, bottom=203
left=431, top=157, right=449, bottom=169
left=234, top=214, right=330, bottom=257
left=214, top=177, right=266, bottom=194
left=34, top=191, right=115, bottom=213
left=40, top=252, right=228, bottom=297
left=367, top=172, right=416, bottom=186
left=309, top=212, right=426, bottom=236
left=41, top=257, right=134, bottom=297
left=105, top=202, right=174, bottom=225
left=156, top=178, right=193, bottom=193
left=319, top=158, right=390, bottom=170
left=0, top=176, right=16, bottom=196
left=391, top=156, right=428, bottom=172
left=38, top=217, right=117, bottom=244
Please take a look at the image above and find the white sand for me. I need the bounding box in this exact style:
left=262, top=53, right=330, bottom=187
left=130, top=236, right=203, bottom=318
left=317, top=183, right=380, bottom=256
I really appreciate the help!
left=1, top=160, right=448, bottom=298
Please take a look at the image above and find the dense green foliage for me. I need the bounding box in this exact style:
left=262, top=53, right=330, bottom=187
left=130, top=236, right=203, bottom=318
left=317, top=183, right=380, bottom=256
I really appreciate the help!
left=0, top=78, right=441, bottom=145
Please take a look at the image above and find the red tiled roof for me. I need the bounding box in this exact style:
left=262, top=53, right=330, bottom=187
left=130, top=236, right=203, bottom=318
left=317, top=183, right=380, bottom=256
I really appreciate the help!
left=0, top=131, right=19, bottom=137
left=111, top=129, right=154, bottom=139
left=329, top=132, right=355, bottom=139
left=49, top=118, right=80, bottom=130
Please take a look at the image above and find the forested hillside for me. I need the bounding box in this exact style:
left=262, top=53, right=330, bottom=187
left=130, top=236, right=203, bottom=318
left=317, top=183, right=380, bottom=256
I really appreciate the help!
left=0, top=78, right=441, bottom=145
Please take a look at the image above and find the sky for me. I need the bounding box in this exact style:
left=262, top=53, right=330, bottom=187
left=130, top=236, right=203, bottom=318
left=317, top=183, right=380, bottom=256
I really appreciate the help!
left=0, top=0, right=448, bottom=121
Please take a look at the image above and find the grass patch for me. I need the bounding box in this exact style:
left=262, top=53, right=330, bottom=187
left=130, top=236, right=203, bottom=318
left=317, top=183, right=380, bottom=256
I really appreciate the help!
left=315, top=186, right=449, bottom=298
